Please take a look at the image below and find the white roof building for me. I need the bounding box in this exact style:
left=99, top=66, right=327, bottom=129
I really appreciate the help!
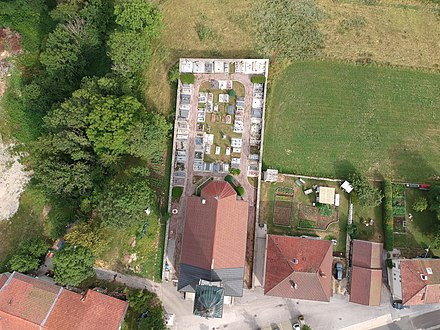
left=264, top=169, right=278, bottom=182
left=341, top=181, right=354, bottom=193
left=317, top=187, right=336, bottom=205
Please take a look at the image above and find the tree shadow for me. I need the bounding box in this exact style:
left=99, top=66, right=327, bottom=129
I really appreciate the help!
left=390, top=147, right=437, bottom=182
left=332, top=159, right=357, bottom=180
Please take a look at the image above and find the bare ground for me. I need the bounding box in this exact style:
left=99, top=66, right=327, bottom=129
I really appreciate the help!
left=0, top=137, right=31, bottom=220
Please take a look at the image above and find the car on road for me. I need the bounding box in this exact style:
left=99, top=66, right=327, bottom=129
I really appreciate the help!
left=335, top=262, right=343, bottom=281
left=393, top=300, right=409, bottom=310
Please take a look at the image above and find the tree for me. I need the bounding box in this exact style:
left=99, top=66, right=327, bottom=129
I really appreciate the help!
left=428, top=185, right=440, bottom=220
left=86, top=95, right=141, bottom=157
left=99, top=179, right=156, bottom=228
left=124, top=289, right=166, bottom=330
left=9, top=238, right=49, bottom=273
left=53, top=244, right=95, bottom=286
left=107, top=30, right=152, bottom=77
left=114, top=0, right=162, bottom=36
left=349, top=172, right=383, bottom=207
left=65, top=222, right=110, bottom=257
left=236, top=186, right=245, bottom=197
left=32, top=132, right=98, bottom=197
left=125, top=114, right=171, bottom=161
left=413, top=197, right=428, bottom=213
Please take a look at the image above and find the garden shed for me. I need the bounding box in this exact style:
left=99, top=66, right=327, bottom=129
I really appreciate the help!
left=316, top=187, right=335, bottom=205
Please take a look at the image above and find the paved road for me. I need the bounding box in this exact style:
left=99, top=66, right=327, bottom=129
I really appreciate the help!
left=374, top=309, right=440, bottom=330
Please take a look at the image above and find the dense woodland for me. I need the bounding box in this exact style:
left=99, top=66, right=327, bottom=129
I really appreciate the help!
left=0, top=0, right=169, bottom=285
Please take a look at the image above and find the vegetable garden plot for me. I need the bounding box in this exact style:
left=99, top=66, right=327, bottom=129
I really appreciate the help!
left=273, top=188, right=294, bottom=227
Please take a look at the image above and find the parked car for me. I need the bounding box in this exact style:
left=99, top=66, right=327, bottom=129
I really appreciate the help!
left=335, top=262, right=343, bottom=281
left=392, top=300, right=409, bottom=310
left=292, top=322, right=301, bottom=330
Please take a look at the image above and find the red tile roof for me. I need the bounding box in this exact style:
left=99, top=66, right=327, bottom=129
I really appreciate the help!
left=350, top=266, right=382, bottom=306
left=350, top=240, right=383, bottom=306
left=352, top=240, right=383, bottom=269
left=401, top=259, right=440, bottom=305
left=0, top=272, right=128, bottom=330
left=264, top=235, right=333, bottom=302
left=0, top=272, right=61, bottom=327
left=0, top=273, right=9, bottom=289
left=44, top=289, right=128, bottom=330
left=180, top=181, right=249, bottom=270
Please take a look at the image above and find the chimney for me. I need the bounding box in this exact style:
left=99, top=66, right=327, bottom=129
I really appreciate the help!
left=201, top=198, right=206, bottom=205
left=420, top=274, right=428, bottom=281
left=292, top=258, right=298, bottom=265
left=319, top=270, right=327, bottom=278
left=289, top=280, right=297, bottom=289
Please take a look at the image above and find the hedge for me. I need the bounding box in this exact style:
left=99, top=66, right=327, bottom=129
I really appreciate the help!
left=382, top=179, right=394, bottom=251
left=236, top=186, right=245, bottom=197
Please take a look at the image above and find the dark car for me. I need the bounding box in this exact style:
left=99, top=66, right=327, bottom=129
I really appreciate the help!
left=335, top=262, right=343, bottom=281
left=392, top=301, right=409, bottom=310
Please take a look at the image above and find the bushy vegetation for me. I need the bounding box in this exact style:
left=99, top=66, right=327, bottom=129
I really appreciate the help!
left=349, top=172, right=383, bottom=207
left=195, top=23, right=215, bottom=41
left=428, top=185, right=440, bottom=220
left=413, top=197, right=428, bottom=213
left=382, top=179, right=394, bottom=251
left=254, top=0, right=324, bottom=60
left=316, top=203, right=333, bottom=217
left=1, top=0, right=170, bottom=281
left=229, top=168, right=241, bottom=175
left=123, top=289, right=166, bottom=330
left=9, top=238, right=49, bottom=273
left=53, top=244, right=95, bottom=286
left=236, top=186, right=245, bottom=197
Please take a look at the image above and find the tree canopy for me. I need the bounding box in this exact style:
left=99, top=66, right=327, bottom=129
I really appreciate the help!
left=349, top=172, right=383, bottom=207
left=99, top=179, right=156, bottom=228
left=53, top=244, right=95, bottom=286
left=9, top=238, right=49, bottom=273
left=428, top=185, right=440, bottom=220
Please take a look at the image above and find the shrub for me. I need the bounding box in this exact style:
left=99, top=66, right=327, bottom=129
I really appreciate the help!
left=349, top=172, right=383, bottom=207
left=316, top=203, right=333, bottom=217
left=228, top=89, right=236, bottom=97
left=347, top=224, right=359, bottom=239
left=236, top=186, right=245, bottom=197
left=251, top=75, right=266, bottom=84
left=180, top=73, right=195, bottom=84
left=386, top=258, right=394, bottom=269
left=172, top=186, right=183, bottom=200
left=413, top=197, right=428, bottom=212
left=229, top=168, right=241, bottom=176
left=168, top=62, right=180, bottom=83
left=428, top=185, right=440, bottom=220
left=225, top=175, right=235, bottom=185
left=382, top=179, right=394, bottom=251
left=299, top=220, right=316, bottom=228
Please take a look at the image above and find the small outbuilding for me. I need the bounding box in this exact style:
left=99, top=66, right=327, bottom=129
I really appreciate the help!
left=341, top=181, right=354, bottom=193
left=264, top=169, right=278, bottom=182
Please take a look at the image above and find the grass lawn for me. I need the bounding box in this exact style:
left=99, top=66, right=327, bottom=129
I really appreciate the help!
left=393, top=188, right=440, bottom=258
left=259, top=176, right=348, bottom=253
left=264, top=61, right=440, bottom=181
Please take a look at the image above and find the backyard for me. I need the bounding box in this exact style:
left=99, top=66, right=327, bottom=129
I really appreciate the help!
left=393, top=187, right=440, bottom=258
left=259, top=175, right=349, bottom=253
left=264, top=61, right=440, bottom=181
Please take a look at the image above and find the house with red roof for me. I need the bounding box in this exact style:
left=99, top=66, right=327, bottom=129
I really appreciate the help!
left=264, top=235, right=333, bottom=302
left=349, top=240, right=383, bottom=306
left=390, top=258, right=440, bottom=306
left=177, top=181, right=249, bottom=318
left=0, top=272, right=128, bottom=330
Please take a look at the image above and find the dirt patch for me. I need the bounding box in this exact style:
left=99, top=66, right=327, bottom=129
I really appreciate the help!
left=0, top=138, right=31, bottom=220
left=298, top=205, right=339, bottom=230
left=0, top=28, right=22, bottom=97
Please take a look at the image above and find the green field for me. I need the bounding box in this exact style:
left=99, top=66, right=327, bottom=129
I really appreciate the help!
left=264, top=61, right=440, bottom=181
